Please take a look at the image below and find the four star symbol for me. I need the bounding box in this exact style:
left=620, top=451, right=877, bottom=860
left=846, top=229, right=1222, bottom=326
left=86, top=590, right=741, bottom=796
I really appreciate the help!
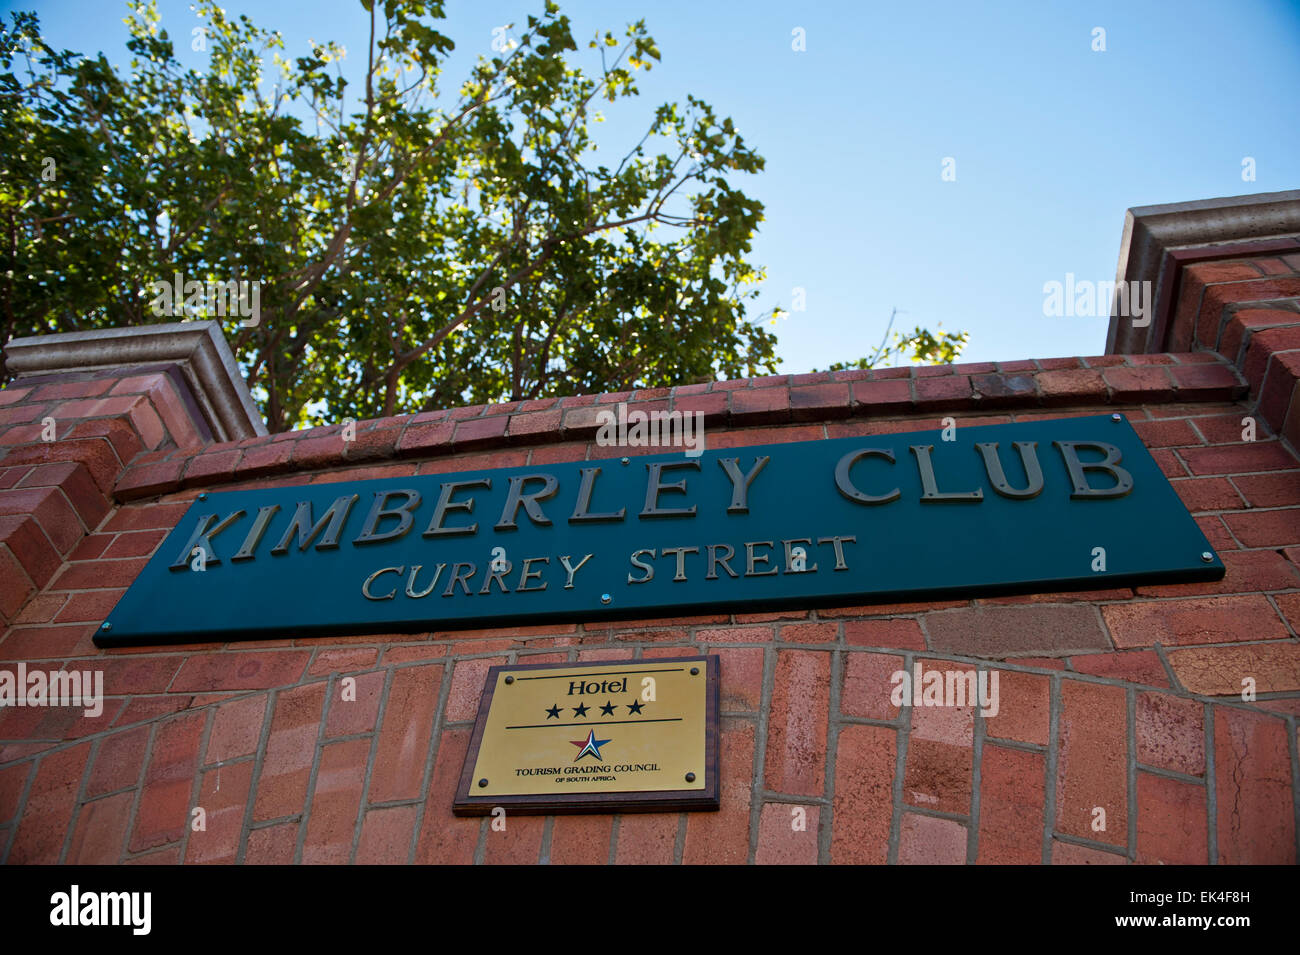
left=545, top=699, right=648, bottom=719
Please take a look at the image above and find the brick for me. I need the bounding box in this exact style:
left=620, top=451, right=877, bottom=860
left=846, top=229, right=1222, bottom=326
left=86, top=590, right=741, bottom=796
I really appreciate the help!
left=183, top=450, right=241, bottom=484
left=185, top=759, right=254, bottom=864
left=983, top=669, right=1049, bottom=744
left=0, top=624, right=97, bottom=662
left=1169, top=363, right=1244, bottom=400
left=925, top=605, right=1107, bottom=656
left=914, top=375, right=972, bottom=410
left=0, top=514, right=61, bottom=589
left=698, top=626, right=772, bottom=644
left=1138, top=549, right=1300, bottom=598
left=1214, top=707, right=1294, bottom=864
left=244, top=822, right=299, bottom=864
left=1037, top=369, right=1106, bottom=406
left=851, top=378, right=912, bottom=412
left=318, top=669, right=383, bottom=737
left=0, top=485, right=84, bottom=554
left=903, top=734, right=971, bottom=815
left=683, top=720, right=754, bottom=864
left=1220, top=307, right=1300, bottom=361
left=1181, top=442, right=1297, bottom=475
left=170, top=651, right=310, bottom=692
left=115, top=455, right=187, bottom=498
left=1103, top=366, right=1175, bottom=402
left=483, top=813, right=545, bottom=864
left=1055, top=680, right=1126, bottom=847
left=101, top=529, right=168, bottom=559
left=235, top=440, right=295, bottom=477
left=1170, top=476, right=1243, bottom=512
left=778, top=622, right=836, bottom=643
left=302, top=737, right=370, bottom=864
left=898, top=812, right=966, bottom=864
left=840, top=652, right=904, bottom=721
left=613, top=812, right=678, bottom=864
left=17, top=461, right=109, bottom=528
left=1196, top=515, right=1235, bottom=552
left=1223, top=508, right=1300, bottom=548
left=252, top=683, right=326, bottom=821
left=1102, top=595, right=1287, bottom=648
left=95, top=654, right=185, bottom=696
left=130, top=711, right=205, bottom=852
left=754, top=802, right=819, bottom=864
left=414, top=729, right=481, bottom=864
left=356, top=805, right=418, bottom=864
left=765, top=650, right=830, bottom=797
left=206, top=694, right=268, bottom=764
left=65, top=791, right=134, bottom=864
left=710, top=646, right=764, bottom=712
left=1136, top=693, right=1203, bottom=775
left=8, top=742, right=91, bottom=863
left=669, top=391, right=728, bottom=424
left=102, top=500, right=190, bottom=534
left=0, top=762, right=30, bottom=823
left=1068, top=650, right=1169, bottom=687
left=1168, top=642, right=1300, bottom=695
left=550, top=814, right=614, bottom=865
left=971, top=373, right=1036, bottom=406
left=370, top=664, right=442, bottom=802
left=730, top=386, right=792, bottom=424
left=977, top=745, right=1045, bottom=864
left=843, top=618, right=925, bottom=650
left=445, top=656, right=504, bottom=722
left=1234, top=472, right=1300, bottom=508
left=1131, top=417, right=1199, bottom=448
left=789, top=383, right=851, bottom=421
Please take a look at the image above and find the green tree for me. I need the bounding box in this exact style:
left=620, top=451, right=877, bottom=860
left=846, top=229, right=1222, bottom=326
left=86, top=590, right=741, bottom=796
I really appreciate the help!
left=1, top=1, right=965, bottom=432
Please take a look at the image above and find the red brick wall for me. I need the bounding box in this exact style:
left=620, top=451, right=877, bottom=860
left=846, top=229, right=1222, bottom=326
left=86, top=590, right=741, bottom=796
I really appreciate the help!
left=2, top=316, right=1298, bottom=863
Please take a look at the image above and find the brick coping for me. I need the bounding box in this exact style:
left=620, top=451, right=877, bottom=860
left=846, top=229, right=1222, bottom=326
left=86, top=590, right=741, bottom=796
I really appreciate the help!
left=100, top=351, right=1245, bottom=500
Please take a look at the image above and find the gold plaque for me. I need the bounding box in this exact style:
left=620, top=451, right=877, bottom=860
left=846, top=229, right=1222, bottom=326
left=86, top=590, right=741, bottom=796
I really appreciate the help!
left=453, top=655, right=720, bottom=814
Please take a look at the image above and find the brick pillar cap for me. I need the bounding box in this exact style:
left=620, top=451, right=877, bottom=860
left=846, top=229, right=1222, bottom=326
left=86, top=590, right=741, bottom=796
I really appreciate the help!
left=3, top=320, right=267, bottom=441
left=1107, top=189, right=1300, bottom=356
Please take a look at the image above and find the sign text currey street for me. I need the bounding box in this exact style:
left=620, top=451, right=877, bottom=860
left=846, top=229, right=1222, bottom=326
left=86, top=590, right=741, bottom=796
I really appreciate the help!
left=98, top=414, right=1224, bottom=646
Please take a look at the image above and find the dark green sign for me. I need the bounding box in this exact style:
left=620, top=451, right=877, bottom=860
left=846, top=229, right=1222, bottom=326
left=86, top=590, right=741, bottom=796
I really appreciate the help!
left=98, top=413, right=1223, bottom=647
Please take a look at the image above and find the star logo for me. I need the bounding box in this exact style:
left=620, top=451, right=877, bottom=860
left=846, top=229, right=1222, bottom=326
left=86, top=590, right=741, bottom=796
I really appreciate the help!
left=627, top=699, right=644, bottom=715
left=545, top=704, right=561, bottom=719
left=572, top=702, right=590, bottom=718
left=570, top=729, right=611, bottom=761
left=599, top=700, right=616, bottom=716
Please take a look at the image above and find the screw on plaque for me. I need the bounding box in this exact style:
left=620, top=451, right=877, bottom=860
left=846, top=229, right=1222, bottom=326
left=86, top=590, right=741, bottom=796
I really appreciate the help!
left=478, top=778, right=488, bottom=788
left=690, top=667, right=699, bottom=675
left=620, top=457, right=629, bottom=465
left=100, top=622, right=112, bottom=631
left=1201, top=552, right=1214, bottom=563
left=1110, top=413, right=1122, bottom=422
left=504, top=675, right=514, bottom=685
left=685, top=772, right=696, bottom=782
left=198, top=492, right=208, bottom=500
left=601, top=594, right=612, bottom=604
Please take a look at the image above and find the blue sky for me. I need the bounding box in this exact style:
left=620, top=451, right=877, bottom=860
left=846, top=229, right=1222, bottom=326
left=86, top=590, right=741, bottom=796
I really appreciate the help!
left=11, top=0, right=1300, bottom=372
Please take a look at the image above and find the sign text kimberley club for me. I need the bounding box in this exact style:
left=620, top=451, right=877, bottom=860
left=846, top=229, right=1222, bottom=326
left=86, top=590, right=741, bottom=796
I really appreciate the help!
left=99, top=414, right=1223, bottom=647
